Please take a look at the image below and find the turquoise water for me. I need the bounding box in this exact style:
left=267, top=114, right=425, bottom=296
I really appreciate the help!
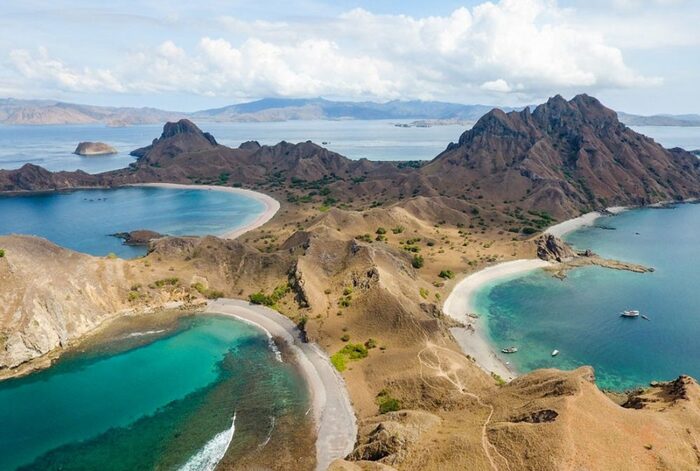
left=0, top=187, right=264, bottom=257
left=475, top=203, right=700, bottom=390
left=0, top=314, right=309, bottom=470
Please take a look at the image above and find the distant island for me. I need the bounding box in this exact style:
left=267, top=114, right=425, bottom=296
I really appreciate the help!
left=1, top=96, right=698, bottom=127
left=73, top=141, right=118, bottom=156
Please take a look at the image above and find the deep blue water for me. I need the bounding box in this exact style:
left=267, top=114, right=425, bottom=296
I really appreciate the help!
left=475, top=203, right=700, bottom=390
left=0, top=187, right=264, bottom=257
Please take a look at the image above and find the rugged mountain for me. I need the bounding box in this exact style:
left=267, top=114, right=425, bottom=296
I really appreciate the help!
left=193, top=97, right=502, bottom=122
left=422, top=94, right=700, bottom=217
left=0, top=98, right=184, bottom=126
left=0, top=164, right=99, bottom=193
left=618, top=111, right=700, bottom=127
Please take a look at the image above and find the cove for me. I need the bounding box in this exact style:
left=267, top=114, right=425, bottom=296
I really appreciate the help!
left=0, top=186, right=265, bottom=257
left=474, top=203, right=700, bottom=390
left=0, top=314, right=309, bottom=470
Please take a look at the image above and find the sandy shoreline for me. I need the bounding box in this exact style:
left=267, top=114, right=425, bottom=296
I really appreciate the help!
left=205, top=299, right=356, bottom=471
left=129, top=183, right=280, bottom=239
left=445, top=206, right=629, bottom=380
left=443, top=260, right=551, bottom=380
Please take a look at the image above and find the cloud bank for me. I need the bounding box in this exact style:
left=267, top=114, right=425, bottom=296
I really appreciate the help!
left=6, top=0, right=661, bottom=103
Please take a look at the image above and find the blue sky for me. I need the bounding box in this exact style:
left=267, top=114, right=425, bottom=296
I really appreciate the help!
left=0, top=0, right=698, bottom=114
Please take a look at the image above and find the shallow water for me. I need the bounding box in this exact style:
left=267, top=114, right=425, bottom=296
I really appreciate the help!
left=0, top=186, right=264, bottom=257
left=474, top=203, right=700, bottom=390
left=0, top=314, right=309, bottom=471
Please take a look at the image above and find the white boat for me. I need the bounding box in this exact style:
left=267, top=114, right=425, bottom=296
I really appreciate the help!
left=501, top=346, right=518, bottom=354
left=621, top=310, right=640, bottom=318
left=551, top=349, right=559, bottom=357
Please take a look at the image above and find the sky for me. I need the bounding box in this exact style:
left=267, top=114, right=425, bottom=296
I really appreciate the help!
left=0, top=0, right=698, bottom=114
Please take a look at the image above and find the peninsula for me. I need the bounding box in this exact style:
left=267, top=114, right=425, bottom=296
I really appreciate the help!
left=3, top=94, right=700, bottom=470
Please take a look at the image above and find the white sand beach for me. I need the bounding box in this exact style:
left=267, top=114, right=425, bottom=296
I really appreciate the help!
left=205, top=299, right=356, bottom=471
left=546, top=206, right=628, bottom=239
left=443, top=259, right=551, bottom=380
left=131, top=183, right=280, bottom=239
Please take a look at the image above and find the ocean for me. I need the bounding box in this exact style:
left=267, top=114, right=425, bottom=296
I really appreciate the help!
left=0, top=186, right=265, bottom=257
left=0, top=120, right=470, bottom=173
left=0, top=314, right=309, bottom=471
left=474, top=203, right=700, bottom=390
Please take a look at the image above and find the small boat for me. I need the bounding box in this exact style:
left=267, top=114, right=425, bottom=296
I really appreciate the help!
left=501, top=347, right=518, bottom=354
left=621, top=310, right=640, bottom=318
left=551, top=349, right=560, bottom=357
left=641, top=315, right=650, bottom=321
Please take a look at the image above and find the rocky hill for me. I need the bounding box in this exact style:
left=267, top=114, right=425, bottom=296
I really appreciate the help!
left=422, top=94, right=700, bottom=217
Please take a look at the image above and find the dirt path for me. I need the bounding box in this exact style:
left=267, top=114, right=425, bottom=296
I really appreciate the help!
left=418, top=342, right=511, bottom=471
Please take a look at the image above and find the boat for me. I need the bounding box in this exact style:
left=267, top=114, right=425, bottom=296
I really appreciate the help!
left=551, top=349, right=560, bottom=357
left=501, top=347, right=518, bottom=354
left=621, top=310, right=640, bottom=318
left=642, top=315, right=650, bottom=321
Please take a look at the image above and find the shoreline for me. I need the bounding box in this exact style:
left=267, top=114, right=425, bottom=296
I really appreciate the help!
left=443, top=260, right=551, bottom=380
left=205, top=299, right=356, bottom=471
left=127, top=183, right=281, bottom=239
left=443, top=206, right=628, bottom=381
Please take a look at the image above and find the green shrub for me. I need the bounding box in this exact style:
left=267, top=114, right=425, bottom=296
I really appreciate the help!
left=376, top=227, right=387, bottom=235
left=391, top=226, right=405, bottom=234
left=521, top=227, right=538, bottom=235
left=155, top=277, right=179, bottom=287
left=365, top=338, right=377, bottom=349
left=376, top=389, right=401, bottom=414
left=0, top=249, right=5, bottom=258
left=355, top=234, right=373, bottom=243
left=331, top=343, right=369, bottom=372
left=341, top=334, right=350, bottom=342
left=438, top=270, right=455, bottom=279
left=249, top=284, right=289, bottom=306
left=419, top=287, right=429, bottom=299
left=411, top=255, right=424, bottom=269
left=491, top=372, right=506, bottom=386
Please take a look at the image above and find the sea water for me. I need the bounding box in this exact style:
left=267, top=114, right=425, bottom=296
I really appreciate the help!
left=0, top=120, right=469, bottom=173
left=474, top=203, right=700, bottom=390
left=0, top=314, right=309, bottom=471
left=0, top=186, right=265, bottom=257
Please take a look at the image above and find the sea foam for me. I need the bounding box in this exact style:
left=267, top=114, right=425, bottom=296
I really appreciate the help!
left=179, top=413, right=236, bottom=471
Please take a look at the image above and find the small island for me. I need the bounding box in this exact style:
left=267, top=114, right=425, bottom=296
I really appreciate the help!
left=73, top=141, right=118, bottom=156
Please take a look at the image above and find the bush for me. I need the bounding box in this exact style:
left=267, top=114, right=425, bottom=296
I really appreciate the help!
left=249, top=284, right=290, bottom=306
left=0, top=249, right=4, bottom=258
left=155, top=277, right=179, bottom=287
left=341, top=334, right=350, bottom=342
left=365, top=338, right=377, bottom=349
left=438, top=270, right=455, bottom=279
left=419, top=287, right=429, bottom=299
left=391, top=226, right=405, bottom=234
left=376, top=389, right=401, bottom=414
left=331, top=343, right=369, bottom=372
left=521, top=226, right=538, bottom=235
left=411, top=255, right=424, bottom=269
left=375, top=227, right=387, bottom=235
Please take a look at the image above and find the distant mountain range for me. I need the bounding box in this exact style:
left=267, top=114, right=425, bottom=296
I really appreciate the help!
left=0, top=96, right=698, bottom=127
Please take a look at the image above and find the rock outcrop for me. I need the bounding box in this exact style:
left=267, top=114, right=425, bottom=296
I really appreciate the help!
left=73, top=141, right=117, bottom=156
left=536, top=234, right=576, bottom=262
left=110, top=229, right=164, bottom=246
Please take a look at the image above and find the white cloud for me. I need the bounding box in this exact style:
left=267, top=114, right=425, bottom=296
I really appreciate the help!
left=5, top=0, right=661, bottom=102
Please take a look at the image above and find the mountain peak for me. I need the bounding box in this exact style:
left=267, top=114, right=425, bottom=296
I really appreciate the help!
left=160, top=119, right=218, bottom=145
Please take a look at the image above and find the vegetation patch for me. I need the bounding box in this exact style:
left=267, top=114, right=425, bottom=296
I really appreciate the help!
left=249, top=283, right=290, bottom=306
left=331, top=343, right=369, bottom=372
left=376, top=389, right=401, bottom=413
left=192, top=282, right=224, bottom=300
left=438, top=270, right=455, bottom=279
left=0, top=248, right=4, bottom=258
left=154, top=277, right=179, bottom=287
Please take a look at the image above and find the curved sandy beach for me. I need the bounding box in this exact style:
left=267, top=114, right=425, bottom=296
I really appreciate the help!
left=445, top=206, right=628, bottom=380
left=205, top=299, right=357, bottom=471
left=443, top=260, right=550, bottom=380
left=130, top=183, right=280, bottom=239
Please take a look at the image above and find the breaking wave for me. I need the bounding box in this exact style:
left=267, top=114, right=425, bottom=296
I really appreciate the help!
left=178, top=413, right=236, bottom=471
